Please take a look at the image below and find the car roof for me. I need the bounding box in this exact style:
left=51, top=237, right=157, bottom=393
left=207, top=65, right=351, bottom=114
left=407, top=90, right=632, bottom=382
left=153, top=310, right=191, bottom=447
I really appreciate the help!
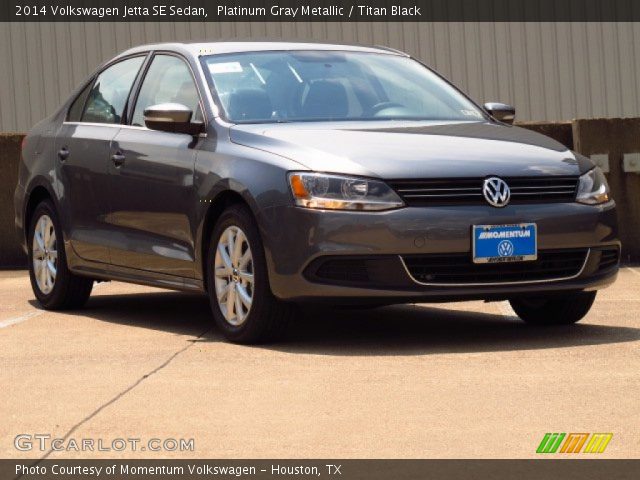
left=115, top=41, right=407, bottom=60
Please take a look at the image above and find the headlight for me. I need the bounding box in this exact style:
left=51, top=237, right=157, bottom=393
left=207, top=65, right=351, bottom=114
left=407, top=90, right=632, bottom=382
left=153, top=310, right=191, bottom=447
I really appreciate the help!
left=288, top=172, right=404, bottom=211
left=576, top=167, right=610, bottom=205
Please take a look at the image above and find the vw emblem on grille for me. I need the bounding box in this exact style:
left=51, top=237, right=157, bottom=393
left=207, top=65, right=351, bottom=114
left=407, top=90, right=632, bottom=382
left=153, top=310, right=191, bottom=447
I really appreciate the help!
left=483, top=177, right=511, bottom=207
left=498, top=240, right=514, bottom=257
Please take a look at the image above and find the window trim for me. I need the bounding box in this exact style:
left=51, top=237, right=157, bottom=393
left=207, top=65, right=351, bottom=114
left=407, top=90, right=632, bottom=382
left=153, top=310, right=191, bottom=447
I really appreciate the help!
left=121, top=52, right=154, bottom=125
left=65, top=76, right=95, bottom=122
left=199, top=55, right=233, bottom=125
left=127, top=50, right=208, bottom=132
left=65, top=53, right=150, bottom=126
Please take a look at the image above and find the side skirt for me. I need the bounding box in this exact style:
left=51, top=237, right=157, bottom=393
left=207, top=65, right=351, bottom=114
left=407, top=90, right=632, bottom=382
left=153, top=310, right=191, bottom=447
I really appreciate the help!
left=67, top=248, right=205, bottom=293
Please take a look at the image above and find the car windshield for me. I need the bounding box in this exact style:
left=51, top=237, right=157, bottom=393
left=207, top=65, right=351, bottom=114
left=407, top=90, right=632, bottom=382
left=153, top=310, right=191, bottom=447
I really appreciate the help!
left=202, top=51, right=485, bottom=124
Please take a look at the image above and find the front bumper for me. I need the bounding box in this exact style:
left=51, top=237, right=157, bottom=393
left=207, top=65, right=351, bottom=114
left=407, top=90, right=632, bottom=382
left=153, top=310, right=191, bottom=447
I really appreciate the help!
left=260, top=201, right=620, bottom=302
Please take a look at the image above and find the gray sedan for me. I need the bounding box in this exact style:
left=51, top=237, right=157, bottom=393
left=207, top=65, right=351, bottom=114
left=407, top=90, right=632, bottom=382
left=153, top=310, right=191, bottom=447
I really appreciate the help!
left=15, top=42, right=619, bottom=343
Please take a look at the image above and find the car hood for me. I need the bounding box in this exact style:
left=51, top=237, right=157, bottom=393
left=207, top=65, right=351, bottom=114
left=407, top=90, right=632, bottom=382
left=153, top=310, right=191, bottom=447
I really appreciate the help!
left=229, top=120, right=590, bottom=179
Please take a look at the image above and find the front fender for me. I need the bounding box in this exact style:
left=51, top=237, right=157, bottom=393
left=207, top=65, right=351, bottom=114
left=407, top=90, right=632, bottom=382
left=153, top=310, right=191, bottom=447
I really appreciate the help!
left=193, top=136, right=302, bottom=281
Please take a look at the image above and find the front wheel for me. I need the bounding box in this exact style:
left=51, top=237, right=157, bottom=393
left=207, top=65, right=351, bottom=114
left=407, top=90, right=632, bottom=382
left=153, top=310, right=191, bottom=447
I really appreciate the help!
left=206, top=204, right=293, bottom=344
left=28, top=200, right=93, bottom=309
left=509, top=291, right=597, bottom=325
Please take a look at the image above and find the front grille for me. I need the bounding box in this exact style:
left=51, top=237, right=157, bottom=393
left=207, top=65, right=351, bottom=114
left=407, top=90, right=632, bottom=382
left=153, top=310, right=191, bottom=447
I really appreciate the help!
left=402, top=249, right=588, bottom=284
left=597, top=248, right=620, bottom=272
left=389, top=176, right=579, bottom=207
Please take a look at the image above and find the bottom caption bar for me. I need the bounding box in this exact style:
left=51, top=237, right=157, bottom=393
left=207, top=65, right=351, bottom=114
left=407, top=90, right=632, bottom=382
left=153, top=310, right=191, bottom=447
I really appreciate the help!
left=3, top=460, right=638, bottom=480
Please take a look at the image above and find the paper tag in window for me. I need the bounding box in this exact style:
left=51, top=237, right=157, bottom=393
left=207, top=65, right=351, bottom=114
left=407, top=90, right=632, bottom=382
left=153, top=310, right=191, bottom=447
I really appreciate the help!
left=461, top=109, right=482, bottom=118
left=208, top=62, right=243, bottom=74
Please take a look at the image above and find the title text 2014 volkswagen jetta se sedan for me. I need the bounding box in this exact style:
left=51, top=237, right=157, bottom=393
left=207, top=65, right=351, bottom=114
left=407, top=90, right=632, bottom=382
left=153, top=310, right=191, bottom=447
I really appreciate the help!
left=15, top=42, right=620, bottom=343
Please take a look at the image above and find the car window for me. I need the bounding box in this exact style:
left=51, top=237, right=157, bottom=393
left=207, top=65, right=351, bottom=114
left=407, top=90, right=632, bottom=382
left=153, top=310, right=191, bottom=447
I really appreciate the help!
left=67, top=80, right=93, bottom=122
left=203, top=51, right=485, bottom=123
left=81, top=56, right=144, bottom=124
left=131, top=54, right=202, bottom=127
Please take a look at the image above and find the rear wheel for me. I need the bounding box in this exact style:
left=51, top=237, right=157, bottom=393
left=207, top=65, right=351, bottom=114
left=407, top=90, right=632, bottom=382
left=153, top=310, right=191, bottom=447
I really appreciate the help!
left=509, top=291, right=596, bottom=325
left=206, top=204, right=293, bottom=343
left=28, top=200, right=93, bottom=309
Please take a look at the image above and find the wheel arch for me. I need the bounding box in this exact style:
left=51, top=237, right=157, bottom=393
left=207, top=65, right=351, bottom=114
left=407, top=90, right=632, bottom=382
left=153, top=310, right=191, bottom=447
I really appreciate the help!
left=23, top=182, right=57, bottom=241
left=199, top=189, right=257, bottom=290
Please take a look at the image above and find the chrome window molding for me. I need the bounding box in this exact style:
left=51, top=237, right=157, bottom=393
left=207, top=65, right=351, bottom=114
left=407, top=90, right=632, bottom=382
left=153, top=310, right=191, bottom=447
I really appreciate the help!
left=61, top=121, right=208, bottom=138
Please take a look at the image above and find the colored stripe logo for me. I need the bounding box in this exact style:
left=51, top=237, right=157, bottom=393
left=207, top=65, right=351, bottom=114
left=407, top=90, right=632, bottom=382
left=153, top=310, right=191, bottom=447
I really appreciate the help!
left=584, top=433, right=614, bottom=453
left=537, top=433, right=612, bottom=454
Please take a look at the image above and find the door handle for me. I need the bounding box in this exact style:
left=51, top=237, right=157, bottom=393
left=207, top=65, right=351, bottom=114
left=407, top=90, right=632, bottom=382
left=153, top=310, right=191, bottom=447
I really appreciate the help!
left=111, top=151, right=126, bottom=167
left=58, top=147, right=70, bottom=161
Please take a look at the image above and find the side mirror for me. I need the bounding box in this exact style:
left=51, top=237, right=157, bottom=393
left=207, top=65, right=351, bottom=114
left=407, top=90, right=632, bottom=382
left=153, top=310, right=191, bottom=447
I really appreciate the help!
left=483, top=102, right=516, bottom=125
left=144, top=103, right=204, bottom=135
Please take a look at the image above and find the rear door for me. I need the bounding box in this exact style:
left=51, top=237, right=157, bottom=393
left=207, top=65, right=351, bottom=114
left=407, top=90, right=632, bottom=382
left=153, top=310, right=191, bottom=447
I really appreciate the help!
left=56, top=55, right=146, bottom=263
left=107, top=53, right=204, bottom=277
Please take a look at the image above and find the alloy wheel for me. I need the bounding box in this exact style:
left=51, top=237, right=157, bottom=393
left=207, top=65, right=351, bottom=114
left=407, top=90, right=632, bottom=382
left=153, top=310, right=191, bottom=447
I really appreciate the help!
left=32, top=214, right=57, bottom=295
left=214, top=225, right=254, bottom=326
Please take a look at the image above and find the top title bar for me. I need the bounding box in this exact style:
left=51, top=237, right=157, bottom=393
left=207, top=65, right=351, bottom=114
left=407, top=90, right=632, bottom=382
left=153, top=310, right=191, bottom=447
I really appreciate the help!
left=4, top=0, right=640, bottom=22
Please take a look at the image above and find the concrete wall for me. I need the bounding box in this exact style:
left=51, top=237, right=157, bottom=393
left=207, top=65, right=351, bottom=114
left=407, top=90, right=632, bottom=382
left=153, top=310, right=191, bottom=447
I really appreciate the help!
left=0, top=134, right=25, bottom=267
left=572, top=118, right=640, bottom=263
left=519, top=119, right=640, bottom=263
left=1, top=119, right=639, bottom=267
left=2, top=20, right=640, bottom=132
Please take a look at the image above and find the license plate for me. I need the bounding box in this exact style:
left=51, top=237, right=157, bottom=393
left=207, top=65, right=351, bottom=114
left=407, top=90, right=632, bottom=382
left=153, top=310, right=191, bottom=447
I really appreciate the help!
left=472, top=223, right=537, bottom=264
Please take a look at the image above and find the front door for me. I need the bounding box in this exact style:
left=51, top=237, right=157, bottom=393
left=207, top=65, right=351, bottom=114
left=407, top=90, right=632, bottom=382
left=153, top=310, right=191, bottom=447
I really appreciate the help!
left=107, top=54, right=204, bottom=277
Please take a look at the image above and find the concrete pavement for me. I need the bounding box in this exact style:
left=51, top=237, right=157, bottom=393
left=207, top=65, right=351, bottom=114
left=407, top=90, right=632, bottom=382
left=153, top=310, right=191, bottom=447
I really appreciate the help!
left=1, top=268, right=639, bottom=459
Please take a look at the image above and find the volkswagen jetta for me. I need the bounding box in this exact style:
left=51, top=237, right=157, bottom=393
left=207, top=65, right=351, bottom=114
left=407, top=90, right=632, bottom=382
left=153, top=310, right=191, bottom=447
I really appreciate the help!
left=15, top=42, right=620, bottom=343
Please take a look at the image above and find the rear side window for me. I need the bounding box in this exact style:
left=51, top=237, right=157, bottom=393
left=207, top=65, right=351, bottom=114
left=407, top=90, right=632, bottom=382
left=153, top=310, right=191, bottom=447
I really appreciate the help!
left=131, top=54, right=202, bottom=127
left=81, top=56, right=144, bottom=124
left=67, top=81, right=92, bottom=122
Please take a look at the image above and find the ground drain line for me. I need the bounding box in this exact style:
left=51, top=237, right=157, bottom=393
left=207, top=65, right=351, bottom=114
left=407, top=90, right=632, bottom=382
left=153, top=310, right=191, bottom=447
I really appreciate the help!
left=14, top=326, right=211, bottom=478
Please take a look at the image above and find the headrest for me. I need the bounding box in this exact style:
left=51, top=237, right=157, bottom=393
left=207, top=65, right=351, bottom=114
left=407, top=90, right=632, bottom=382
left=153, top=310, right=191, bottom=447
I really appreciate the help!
left=227, top=89, right=273, bottom=122
left=300, top=80, right=348, bottom=119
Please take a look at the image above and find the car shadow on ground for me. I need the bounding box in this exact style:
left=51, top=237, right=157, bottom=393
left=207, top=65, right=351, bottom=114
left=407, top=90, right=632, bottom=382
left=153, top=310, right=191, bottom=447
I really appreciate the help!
left=30, top=291, right=212, bottom=337
left=30, top=291, right=640, bottom=356
left=266, top=303, right=640, bottom=356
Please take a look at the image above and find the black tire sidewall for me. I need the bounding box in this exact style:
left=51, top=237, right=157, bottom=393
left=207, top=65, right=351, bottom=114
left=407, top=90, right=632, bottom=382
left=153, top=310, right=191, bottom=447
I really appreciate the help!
left=510, top=291, right=596, bottom=325
left=206, top=205, right=272, bottom=342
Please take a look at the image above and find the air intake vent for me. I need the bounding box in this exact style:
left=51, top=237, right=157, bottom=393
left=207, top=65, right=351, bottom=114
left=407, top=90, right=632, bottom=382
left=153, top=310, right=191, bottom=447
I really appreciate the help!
left=389, top=176, right=579, bottom=207
left=597, top=248, right=620, bottom=272
left=314, top=259, right=370, bottom=283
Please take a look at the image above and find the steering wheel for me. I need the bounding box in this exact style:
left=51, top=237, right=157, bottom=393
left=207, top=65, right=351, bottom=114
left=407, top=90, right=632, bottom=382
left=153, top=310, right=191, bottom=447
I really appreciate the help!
left=365, top=102, right=405, bottom=116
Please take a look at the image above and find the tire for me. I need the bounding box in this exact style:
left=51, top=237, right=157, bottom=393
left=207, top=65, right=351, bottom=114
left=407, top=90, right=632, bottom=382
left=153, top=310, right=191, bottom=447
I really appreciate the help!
left=509, top=291, right=596, bottom=325
left=28, top=200, right=93, bottom=310
left=206, top=204, right=293, bottom=344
